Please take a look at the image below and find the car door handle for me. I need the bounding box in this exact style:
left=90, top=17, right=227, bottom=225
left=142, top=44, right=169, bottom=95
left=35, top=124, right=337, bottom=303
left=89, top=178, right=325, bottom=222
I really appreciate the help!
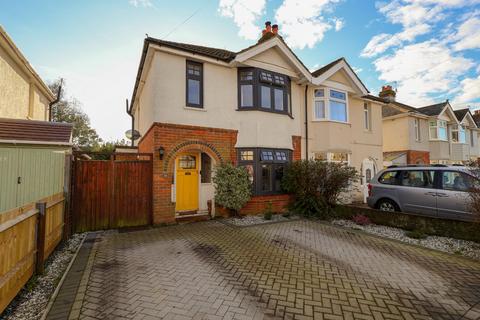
left=436, top=193, right=449, bottom=198
left=424, top=192, right=436, bottom=196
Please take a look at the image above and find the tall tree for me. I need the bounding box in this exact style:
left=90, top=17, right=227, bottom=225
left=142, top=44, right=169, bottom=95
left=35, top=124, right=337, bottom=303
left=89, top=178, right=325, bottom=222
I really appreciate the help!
left=48, top=79, right=102, bottom=148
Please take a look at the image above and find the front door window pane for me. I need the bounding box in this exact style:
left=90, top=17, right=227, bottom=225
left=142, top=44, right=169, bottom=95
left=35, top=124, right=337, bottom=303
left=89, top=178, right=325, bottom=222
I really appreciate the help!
left=240, top=85, right=253, bottom=107
left=179, top=155, right=196, bottom=169
left=261, top=86, right=271, bottom=108
left=330, top=101, right=347, bottom=122
left=187, top=79, right=200, bottom=105
left=274, top=88, right=284, bottom=111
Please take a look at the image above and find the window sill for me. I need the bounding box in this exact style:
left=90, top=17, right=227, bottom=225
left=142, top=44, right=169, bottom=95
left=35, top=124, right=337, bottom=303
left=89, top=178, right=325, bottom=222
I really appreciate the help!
left=236, top=108, right=294, bottom=119
left=452, top=142, right=467, bottom=144
left=184, top=106, right=207, bottom=112
left=429, top=139, right=448, bottom=142
left=311, top=119, right=351, bottom=125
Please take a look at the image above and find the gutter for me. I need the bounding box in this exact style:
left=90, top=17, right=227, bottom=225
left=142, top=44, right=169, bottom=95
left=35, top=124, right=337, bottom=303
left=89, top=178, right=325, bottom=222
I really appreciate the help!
left=48, top=79, right=63, bottom=122
left=126, top=98, right=134, bottom=147
left=304, top=84, right=308, bottom=159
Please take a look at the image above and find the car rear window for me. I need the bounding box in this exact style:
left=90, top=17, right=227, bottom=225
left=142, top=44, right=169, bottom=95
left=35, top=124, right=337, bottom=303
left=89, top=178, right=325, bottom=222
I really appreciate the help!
left=379, top=171, right=398, bottom=184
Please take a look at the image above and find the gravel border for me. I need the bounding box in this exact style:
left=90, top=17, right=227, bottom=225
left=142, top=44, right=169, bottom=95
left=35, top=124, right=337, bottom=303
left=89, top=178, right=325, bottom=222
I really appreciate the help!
left=332, top=219, right=480, bottom=260
left=0, top=233, right=85, bottom=320
left=221, top=214, right=300, bottom=227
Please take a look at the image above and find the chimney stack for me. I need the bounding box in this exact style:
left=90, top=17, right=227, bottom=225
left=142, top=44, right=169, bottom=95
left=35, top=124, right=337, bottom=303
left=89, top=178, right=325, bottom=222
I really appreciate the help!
left=379, top=85, right=396, bottom=102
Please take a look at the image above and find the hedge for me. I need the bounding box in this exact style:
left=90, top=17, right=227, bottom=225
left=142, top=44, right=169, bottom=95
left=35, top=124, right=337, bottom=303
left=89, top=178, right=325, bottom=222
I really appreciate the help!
left=332, top=205, right=480, bottom=243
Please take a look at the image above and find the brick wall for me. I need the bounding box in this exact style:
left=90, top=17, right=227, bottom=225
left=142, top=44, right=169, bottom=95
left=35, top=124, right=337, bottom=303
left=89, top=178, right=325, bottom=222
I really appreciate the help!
left=139, top=123, right=238, bottom=224
left=138, top=123, right=300, bottom=224
left=406, top=150, right=430, bottom=164
left=216, top=194, right=291, bottom=217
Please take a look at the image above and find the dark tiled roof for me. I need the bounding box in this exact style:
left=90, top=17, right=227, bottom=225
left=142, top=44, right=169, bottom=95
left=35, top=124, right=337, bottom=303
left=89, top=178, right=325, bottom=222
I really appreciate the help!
left=311, top=57, right=344, bottom=77
left=362, top=95, right=387, bottom=103
left=0, top=118, right=72, bottom=144
left=473, top=113, right=480, bottom=127
left=454, top=108, right=469, bottom=122
left=146, top=37, right=237, bottom=62
left=417, top=101, right=448, bottom=116
left=390, top=101, right=418, bottom=112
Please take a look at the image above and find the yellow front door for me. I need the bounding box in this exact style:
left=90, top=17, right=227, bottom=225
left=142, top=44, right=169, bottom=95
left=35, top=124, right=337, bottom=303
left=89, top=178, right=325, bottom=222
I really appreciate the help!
left=176, top=154, right=199, bottom=212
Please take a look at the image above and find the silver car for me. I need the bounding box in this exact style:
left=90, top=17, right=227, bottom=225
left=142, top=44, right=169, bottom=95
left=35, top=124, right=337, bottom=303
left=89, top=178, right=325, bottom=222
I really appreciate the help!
left=366, top=165, right=479, bottom=221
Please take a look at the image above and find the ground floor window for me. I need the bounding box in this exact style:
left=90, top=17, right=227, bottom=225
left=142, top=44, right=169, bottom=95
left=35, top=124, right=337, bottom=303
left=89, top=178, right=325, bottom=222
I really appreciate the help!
left=313, top=151, right=350, bottom=164
left=238, top=148, right=291, bottom=195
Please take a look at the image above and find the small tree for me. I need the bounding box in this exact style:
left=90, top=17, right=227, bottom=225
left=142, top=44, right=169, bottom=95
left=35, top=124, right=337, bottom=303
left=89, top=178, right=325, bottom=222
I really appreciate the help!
left=466, top=162, right=480, bottom=222
left=213, top=163, right=251, bottom=216
left=282, top=160, right=359, bottom=218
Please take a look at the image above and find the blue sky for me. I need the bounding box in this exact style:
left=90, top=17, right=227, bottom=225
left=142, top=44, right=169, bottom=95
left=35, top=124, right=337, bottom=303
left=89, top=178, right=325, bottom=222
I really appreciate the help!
left=1, top=0, right=479, bottom=140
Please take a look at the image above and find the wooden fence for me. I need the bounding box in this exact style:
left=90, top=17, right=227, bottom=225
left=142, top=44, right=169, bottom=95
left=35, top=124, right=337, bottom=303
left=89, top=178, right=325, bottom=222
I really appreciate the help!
left=72, top=155, right=153, bottom=232
left=0, top=192, right=65, bottom=314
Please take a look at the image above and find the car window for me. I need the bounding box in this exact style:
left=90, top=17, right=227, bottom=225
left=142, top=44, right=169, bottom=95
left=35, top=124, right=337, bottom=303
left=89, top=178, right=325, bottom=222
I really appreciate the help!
left=441, top=171, right=477, bottom=192
left=399, top=170, right=434, bottom=188
left=379, top=171, right=397, bottom=185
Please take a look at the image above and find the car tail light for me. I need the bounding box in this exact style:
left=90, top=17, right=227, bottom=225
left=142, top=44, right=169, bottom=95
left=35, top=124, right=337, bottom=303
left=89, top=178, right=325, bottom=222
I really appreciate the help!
left=368, top=183, right=373, bottom=197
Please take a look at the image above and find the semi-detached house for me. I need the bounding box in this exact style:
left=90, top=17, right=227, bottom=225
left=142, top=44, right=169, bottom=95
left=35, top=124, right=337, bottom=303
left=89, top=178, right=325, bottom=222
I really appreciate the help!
left=381, top=86, right=480, bottom=165
left=129, top=23, right=384, bottom=224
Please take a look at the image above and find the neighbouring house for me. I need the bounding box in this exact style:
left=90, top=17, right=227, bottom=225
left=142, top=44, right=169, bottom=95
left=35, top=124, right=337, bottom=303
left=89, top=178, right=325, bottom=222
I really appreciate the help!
left=128, top=22, right=384, bottom=224
left=0, top=25, right=55, bottom=121
left=382, top=86, right=479, bottom=165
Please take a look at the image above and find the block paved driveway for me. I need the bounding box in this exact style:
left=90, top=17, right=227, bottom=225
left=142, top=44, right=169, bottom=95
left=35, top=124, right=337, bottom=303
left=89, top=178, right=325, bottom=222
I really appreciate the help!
left=71, top=220, right=480, bottom=320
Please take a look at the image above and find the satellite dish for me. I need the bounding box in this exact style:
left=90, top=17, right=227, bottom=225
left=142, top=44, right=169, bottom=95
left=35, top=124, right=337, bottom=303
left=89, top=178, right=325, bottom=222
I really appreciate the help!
left=125, top=129, right=141, bottom=141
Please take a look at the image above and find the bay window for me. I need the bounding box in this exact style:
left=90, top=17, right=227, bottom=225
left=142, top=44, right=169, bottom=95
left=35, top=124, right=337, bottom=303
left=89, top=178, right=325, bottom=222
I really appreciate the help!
left=452, top=125, right=466, bottom=143
left=313, top=88, right=348, bottom=122
left=313, top=152, right=350, bottom=164
left=238, top=148, right=291, bottom=195
left=238, top=68, right=291, bottom=115
left=429, top=120, right=447, bottom=141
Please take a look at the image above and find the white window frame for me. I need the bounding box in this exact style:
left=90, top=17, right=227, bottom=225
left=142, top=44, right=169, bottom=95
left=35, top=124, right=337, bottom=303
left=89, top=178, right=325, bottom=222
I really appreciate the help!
left=313, top=152, right=350, bottom=165
left=429, top=120, right=448, bottom=141
left=313, top=87, right=349, bottom=123
left=452, top=125, right=466, bottom=143
left=414, top=118, right=421, bottom=142
left=363, top=103, right=371, bottom=131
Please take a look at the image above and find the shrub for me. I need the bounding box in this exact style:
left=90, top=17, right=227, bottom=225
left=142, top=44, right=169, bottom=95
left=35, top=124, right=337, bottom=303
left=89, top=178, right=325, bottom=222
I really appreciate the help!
left=405, top=230, right=427, bottom=239
left=352, top=214, right=371, bottom=226
left=282, top=211, right=291, bottom=218
left=263, top=201, right=274, bottom=220
left=282, top=160, right=359, bottom=218
left=213, top=163, right=251, bottom=216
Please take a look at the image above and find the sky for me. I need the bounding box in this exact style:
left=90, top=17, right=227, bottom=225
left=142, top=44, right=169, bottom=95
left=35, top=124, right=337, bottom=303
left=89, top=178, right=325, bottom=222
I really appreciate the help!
left=1, top=0, right=480, bottom=141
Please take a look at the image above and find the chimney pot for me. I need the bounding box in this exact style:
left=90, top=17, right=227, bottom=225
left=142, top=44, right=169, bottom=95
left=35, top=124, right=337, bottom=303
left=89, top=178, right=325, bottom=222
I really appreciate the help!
left=379, top=85, right=396, bottom=102
left=272, top=24, right=278, bottom=34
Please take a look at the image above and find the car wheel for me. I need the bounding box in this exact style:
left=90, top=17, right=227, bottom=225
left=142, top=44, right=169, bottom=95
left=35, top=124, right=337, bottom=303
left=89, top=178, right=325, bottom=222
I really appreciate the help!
left=376, top=199, right=398, bottom=212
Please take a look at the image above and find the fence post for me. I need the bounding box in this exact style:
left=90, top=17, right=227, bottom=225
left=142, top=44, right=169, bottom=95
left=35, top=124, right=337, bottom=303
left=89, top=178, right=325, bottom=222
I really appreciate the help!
left=35, top=201, right=47, bottom=274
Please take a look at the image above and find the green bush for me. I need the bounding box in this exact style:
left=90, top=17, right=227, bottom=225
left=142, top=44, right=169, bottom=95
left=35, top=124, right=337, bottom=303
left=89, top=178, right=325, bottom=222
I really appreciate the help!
left=282, top=160, right=359, bottom=218
left=263, top=201, right=273, bottom=220
left=213, top=163, right=251, bottom=215
left=405, top=230, right=427, bottom=239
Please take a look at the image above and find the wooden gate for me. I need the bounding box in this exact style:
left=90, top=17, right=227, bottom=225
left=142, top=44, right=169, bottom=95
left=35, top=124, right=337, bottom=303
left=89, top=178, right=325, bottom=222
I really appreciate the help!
left=71, top=154, right=153, bottom=232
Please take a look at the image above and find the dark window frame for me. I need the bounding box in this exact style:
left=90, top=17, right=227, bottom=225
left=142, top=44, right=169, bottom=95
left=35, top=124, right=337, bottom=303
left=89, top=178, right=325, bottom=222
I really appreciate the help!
left=186, top=60, right=203, bottom=108
left=237, top=147, right=291, bottom=195
left=237, top=68, right=292, bottom=116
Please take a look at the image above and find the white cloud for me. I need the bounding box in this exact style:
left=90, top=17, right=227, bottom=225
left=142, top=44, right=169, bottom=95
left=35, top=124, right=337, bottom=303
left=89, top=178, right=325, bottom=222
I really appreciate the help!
left=218, top=0, right=266, bottom=40
left=373, top=41, right=474, bottom=104
left=352, top=66, right=363, bottom=73
left=274, top=0, right=342, bottom=49
left=129, top=0, right=153, bottom=7
left=361, top=23, right=430, bottom=57
left=455, top=75, right=480, bottom=103
left=333, top=18, right=344, bottom=31
left=452, top=16, right=480, bottom=51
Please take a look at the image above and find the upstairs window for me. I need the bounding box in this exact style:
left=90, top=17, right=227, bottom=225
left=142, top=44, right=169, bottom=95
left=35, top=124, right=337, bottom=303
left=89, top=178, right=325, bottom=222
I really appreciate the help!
left=452, top=125, right=466, bottom=143
left=238, top=68, right=291, bottom=115
left=364, top=103, right=371, bottom=131
left=186, top=61, right=203, bottom=108
left=429, top=120, right=447, bottom=141
left=313, top=88, right=348, bottom=123
left=414, top=118, right=421, bottom=141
